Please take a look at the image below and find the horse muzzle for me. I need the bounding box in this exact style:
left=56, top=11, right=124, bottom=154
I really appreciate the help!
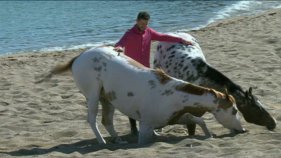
left=232, top=128, right=247, bottom=134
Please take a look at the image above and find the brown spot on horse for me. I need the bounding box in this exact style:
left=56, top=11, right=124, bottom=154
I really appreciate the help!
left=127, top=92, right=134, bottom=97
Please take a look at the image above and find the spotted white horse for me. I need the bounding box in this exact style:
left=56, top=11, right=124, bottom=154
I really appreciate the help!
left=40, top=46, right=245, bottom=145
left=152, top=32, right=276, bottom=135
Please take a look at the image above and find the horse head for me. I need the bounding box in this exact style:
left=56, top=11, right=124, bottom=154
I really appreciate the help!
left=237, top=87, right=276, bottom=130
left=213, top=89, right=246, bottom=134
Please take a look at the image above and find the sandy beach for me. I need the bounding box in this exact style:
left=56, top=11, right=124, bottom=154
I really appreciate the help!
left=0, top=8, right=281, bottom=158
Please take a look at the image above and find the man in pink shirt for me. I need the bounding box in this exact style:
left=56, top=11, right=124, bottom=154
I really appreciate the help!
left=114, top=11, right=193, bottom=67
left=114, top=11, right=193, bottom=136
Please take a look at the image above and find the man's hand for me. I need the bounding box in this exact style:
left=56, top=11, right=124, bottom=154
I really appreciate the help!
left=114, top=47, right=124, bottom=53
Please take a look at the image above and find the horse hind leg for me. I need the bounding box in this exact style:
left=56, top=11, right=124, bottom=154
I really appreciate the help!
left=100, top=95, right=127, bottom=144
left=87, top=89, right=106, bottom=144
left=186, top=123, right=196, bottom=136
left=129, top=117, right=138, bottom=136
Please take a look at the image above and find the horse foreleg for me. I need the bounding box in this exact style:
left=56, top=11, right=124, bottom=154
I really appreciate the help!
left=138, top=121, right=154, bottom=145
left=186, top=123, right=196, bottom=136
left=176, top=113, right=212, bottom=138
left=129, top=118, right=162, bottom=136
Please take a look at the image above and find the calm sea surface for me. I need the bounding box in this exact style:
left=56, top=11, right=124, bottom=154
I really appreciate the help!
left=0, top=1, right=280, bottom=55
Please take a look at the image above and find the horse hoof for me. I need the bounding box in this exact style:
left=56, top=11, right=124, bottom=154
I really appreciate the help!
left=153, top=130, right=161, bottom=136
left=113, top=137, right=128, bottom=144
left=130, top=128, right=139, bottom=136
left=206, top=134, right=213, bottom=138
left=232, top=128, right=247, bottom=134
left=98, top=140, right=107, bottom=145
left=117, top=140, right=128, bottom=145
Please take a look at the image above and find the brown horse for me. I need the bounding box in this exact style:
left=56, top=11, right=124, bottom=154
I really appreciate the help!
left=39, top=46, right=245, bottom=144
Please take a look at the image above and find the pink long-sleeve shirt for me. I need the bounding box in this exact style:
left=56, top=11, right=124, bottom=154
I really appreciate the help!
left=115, top=25, right=184, bottom=67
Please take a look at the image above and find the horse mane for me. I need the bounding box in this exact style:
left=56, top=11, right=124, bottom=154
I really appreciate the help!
left=175, top=82, right=236, bottom=106
left=209, top=88, right=236, bottom=109
left=209, top=89, right=224, bottom=98
left=209, top=88, right=236, bottom=101
left=175, top=82, right=208, bottom=96
left=152, top=68, right=173, bottom=84
left=204, top=65, right=244, bottom=93
left=121, top=55, right=148, bottom=69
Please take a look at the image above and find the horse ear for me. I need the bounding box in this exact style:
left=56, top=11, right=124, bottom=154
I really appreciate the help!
left=223, top=86, right=229, bottom=95
left=224, top=88, right=228, bottom=94
left=224, top=88, right=231, bottom=100
left=245, top=91, right=249, bottom=99
left=249, top=87, right=253, bottom=95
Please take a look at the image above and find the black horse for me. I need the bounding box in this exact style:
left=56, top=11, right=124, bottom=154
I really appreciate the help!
left=129, top=32, right=276, bottom=136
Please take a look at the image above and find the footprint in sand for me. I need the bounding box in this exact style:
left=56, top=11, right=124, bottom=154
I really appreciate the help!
left=0, top=82, right=12, bottom=90
left=265, top=37, right=279, bottom=44
left=52, top=130, right=78, bottom=139
left=185, top=142, right=202, bottom=148
left=0, top=101, right=10, bottom=106
left=274, top=47, right=281, bottom=58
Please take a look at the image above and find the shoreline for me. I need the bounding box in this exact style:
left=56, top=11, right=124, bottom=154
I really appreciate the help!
left=1, top=8, right=280, bottom=58
left=1, top=7, right=281, bottom=158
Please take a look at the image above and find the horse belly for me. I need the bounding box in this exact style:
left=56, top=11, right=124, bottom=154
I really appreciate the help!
left=111, top=99, right=142, bottom=120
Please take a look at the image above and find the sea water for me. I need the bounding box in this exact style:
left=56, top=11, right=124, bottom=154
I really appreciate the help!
left=0, top=1, right=280, bottom=55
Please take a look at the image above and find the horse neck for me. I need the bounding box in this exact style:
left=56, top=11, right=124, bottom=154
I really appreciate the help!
left=177, top=85, right=220, bottom=114
left=201, top=65, right=244, bottom=99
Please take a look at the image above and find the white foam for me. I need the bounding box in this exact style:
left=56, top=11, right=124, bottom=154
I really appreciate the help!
left=177, top=24, right=207, bottom=32
left=177, top=1, right=259, bottom=32
left=274, top=4, right=281, bottom=9
left=0, top=40, right=118, bottom=56
left=37, top=40, right=116, bottom=53
left=207, top=1, right=257, bottom=25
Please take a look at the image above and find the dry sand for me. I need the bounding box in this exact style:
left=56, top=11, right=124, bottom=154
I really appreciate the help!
left=0, top=8, right=281, bottom=158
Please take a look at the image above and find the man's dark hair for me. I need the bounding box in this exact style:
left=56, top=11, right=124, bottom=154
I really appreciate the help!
left=137, top=11, right=150, bottom=20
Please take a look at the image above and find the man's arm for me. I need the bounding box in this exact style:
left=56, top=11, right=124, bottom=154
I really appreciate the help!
left=115, top=30, right=130, bottom=47
left=114, top=31, right=130, bottom=52
left=150, top=28, right=193, bottom=45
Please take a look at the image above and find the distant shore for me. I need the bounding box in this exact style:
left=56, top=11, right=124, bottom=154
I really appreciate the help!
left=1, top=8, right=281, bottom=158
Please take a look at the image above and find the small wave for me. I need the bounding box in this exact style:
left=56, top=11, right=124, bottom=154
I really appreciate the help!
left=37, top=41, right=116, bottom=53
left=177, top=23, right=210, bottom=32
left=202, top=0, right=281, bottom=28
left=207, top=1, right=257, bottom=25
left=177, top=1, right=281, bottom=33
left=274, top=4, right=281, bottom=9
left=177, top=1, right=258, bottom=32
left=0, top=41, right=117, bottom=56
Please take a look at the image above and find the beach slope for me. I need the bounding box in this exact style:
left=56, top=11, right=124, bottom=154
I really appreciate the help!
left=0, top=8, right=281, bottom=158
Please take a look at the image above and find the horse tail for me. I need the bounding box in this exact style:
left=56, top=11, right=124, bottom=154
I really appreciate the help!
left=51, top=56, right=77, bottom=75
left=35, top=55, right=78, bottom=84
